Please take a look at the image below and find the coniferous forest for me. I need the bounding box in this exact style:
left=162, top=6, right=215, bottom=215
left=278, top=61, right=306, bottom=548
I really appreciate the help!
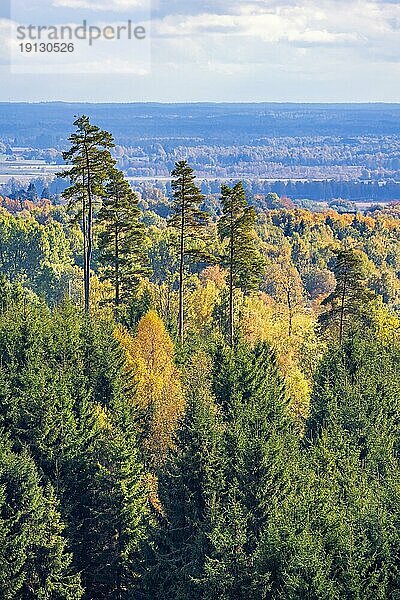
left=1, top=115, right=400, bottom=599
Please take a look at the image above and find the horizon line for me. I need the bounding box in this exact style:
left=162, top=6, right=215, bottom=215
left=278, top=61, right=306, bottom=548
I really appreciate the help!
left=1, top=100, right=400, bottom=106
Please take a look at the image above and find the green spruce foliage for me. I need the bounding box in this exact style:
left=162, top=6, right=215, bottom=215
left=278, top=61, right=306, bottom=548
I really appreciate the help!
left=0, top=434, right=83, bottom=599
left=141, top=352, right=220, bottom=600
left=202, top=342, right=299, bottom=599
left=0, top=294, right=149, bottom=600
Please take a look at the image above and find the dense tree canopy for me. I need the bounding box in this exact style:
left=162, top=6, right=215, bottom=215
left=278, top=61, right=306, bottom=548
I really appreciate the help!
left=1, top=119, right=400, bottom=598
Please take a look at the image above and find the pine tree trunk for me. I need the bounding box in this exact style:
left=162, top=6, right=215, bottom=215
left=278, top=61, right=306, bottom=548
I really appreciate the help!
left=84, top=143, right=92, bottom=312
left=229, top=209, right=234, bottom=347
left=287, top=289, right=293, bottom=337
left=229, top=257, right=234, bottom=348
left=83, top=214, right=89, bottom=310
left=82, top=171, right=88, bottom=312
left=339, top=275, right=347, bottom=344
left=115, top=222, right=120, bottom=311
left=86, top=196, right=93, bottom=312
left=178, top=183, right=185, bottom=344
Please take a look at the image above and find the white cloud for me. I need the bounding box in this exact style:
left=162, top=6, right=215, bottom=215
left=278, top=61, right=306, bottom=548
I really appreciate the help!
left=0, top=18, right=14, bottom=62
left=153, top=8, right=360, bottom=46
left=52, top=0, right=147, bottom=11
left=151, top=0, right=400, bottom=58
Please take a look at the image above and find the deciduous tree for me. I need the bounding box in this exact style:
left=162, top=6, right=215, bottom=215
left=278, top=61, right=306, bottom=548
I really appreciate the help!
left=116, top=310, right=185, bottom=467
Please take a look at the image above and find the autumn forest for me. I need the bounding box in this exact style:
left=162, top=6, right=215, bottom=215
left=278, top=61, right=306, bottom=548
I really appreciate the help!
left=0, top=115, right=400, bottom=599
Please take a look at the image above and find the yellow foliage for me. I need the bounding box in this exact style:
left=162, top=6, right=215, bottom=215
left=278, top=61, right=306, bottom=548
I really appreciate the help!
left=200, top=265, right=227, bottom=289
left=240, top=293, right=322, bottom=423
left=144, top=472, right=163, bottom=515
left=186, top=280, right=221, bottom=333
left=92, top=403, right=112, bottom=431
left=284, top=368, right=311, bottom=424
left=115, top=310, right=184, bottom=467
left=369, top=299, right=400, bottom=344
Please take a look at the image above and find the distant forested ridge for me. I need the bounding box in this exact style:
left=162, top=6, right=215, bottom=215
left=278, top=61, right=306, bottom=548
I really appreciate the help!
left=2, top=103, right=400, bottom=145
left=0, top=115, right=400, bottom=599
left=1, top=103, right=400, bottom=184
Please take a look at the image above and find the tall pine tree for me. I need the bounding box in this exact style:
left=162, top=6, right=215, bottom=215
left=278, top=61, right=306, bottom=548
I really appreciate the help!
left=319, top=249, right=375, bottom=343
left=218, top=182, right=264, bottom=346
left=60, top=115, right=115, bottom=311
left=168, top=161, right=210, bottom=344
left=97, top=167, right=149, bottom=319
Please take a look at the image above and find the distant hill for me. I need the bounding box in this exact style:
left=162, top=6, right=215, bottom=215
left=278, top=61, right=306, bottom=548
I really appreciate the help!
left=1, top=102, right=400, bottom=148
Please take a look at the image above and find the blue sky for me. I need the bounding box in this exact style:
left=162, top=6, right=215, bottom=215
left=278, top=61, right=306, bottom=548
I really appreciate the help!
left=0, top=0, right=399, bottom=102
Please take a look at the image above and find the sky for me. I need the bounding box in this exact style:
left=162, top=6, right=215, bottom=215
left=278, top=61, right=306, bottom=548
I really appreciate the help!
left=0, top=0, right=399, bottom=102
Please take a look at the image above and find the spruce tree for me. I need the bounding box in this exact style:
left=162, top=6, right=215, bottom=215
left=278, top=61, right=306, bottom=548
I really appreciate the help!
left=243, top=335, right=400, bottom=598
left=140, top=351, right=221, bottom=600
left=168, top=160, right=210, bottom=344
left=0, top=299, right=150, bottom=599
left=203, top=342, right=299, bottom=599
left=97, top=167, right=149, bottom=318
left=27, top=181, right=38, bottom=201
left=0, top=435, right=83, bottom=599
left=307, top=334, right=400, bottom=475
left=218, top=182, right=264, bottom=346
left=59, top=115, right=115, bottom=311
left=271, top=335, right=400, bottom=599
left=62, top=312, right=150, bottom=599
left=64, top=400, right=149, bottom=600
